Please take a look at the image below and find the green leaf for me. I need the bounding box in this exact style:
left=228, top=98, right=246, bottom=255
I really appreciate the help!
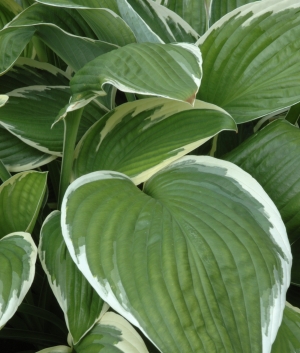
left=210, top=0, right=261, bottom=26
left=271, top=303, right=300, bottom=353
left=197, top=0, right=300, bottom=123
left=74, top=98, right=236, bottom=184
left=0, top=171, right=47, bottom=238
left=36, top=347, right=72, bottom=353
left=116, top=0, right=199, bottom=44
left=0, top=232, right=37, bottom=329
left=61, top=42, right=202, bottom=119
left=156, top=0, right=208, bottom=35
left=0, top=0, right=22, bottom=30
left=291, top=237, right=300, bottom=286
left=0, top=3, right=117, bottom=74
left=225, top=119, right=300, bottom=244
left=61, top=156, right=291, bottom=353
left=0, top=85, right=107, bottom=156
left=74, top=312, right=149, bottom=353
left=39, top=211, right=106, bottom=344
left=36, top=0, right=119, bottom=13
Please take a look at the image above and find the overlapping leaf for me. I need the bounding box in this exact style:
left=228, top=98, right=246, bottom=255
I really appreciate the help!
left=73, top=98, right=235, bottom=184
left=271, top=303, right=300, bottom=352
left=0, top=171, right=47, bottom=238
left=61, top=156, right=291, bottom=353
left=74, top=312, right=149, bottom=353
left=225, top=119, right=300, bottom=244
left=0, top=0, right=22, bottom=30
left=0, top=232, right=37, bottom=329
left=39, top=211, right=106, bottom=344
left=197, top=0, right=300, bottom=123
left=59, top=42, right=202, bottom=119
left=36, top=347, right=72, bottom=353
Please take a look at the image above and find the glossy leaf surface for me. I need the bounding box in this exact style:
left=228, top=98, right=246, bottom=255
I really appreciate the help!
left=74, top=98, right=235, bottom=184
left=197, top=0, right=300, bottom=123
left=39, top=211, right=105, bottom=344
left=0, top=232, right=37, bottom=329
left=225, top=119, right=300, bottom=244
left=0, top=171, right=47, bottom=239
left=62, top=156, right=291, bottom=353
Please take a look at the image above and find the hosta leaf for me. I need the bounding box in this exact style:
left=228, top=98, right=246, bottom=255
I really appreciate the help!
left=39, top=211, right=106, bottom=344
left=0, top=0, right=22, bottom=30
left=74, top=98, right=235, bottom=184
left=74, top=312, right=149, bottom=353
left=116, top=0, right=199, bottom=44
left=156, top=0, right=208, bottom=36
left=197, top=0, right=300, bottom=123
left=0, top=232, right=37, bottom=329
left=0, top=126, right=56, bottom=172
left=0, top=85, right=107, bottom=155
left=61, top=156, right=291, bottom=353
left=271, top=303, right=300, bottom=352
left=36, top=347, right=72, bottom=353
left=60, top=42, right=202, bottom=118
left=210, top=0, right=261, bottom=26
left=291, top=237, right=300, bottom=286
left=0, top=3, right=117, bottom=74
left=0, top=171, right=47, bottom=239
left=225, top=119, right=300, bottom=244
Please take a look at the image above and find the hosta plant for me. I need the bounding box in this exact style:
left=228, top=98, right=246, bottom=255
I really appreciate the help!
left=0, top=0, right=300, bottom=352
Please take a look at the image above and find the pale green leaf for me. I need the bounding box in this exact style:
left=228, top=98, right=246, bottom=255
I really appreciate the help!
left=61, top=156, right=291, bottom=353
left=156, top=0, right=208, bottom=35
left=39, top=211, right=106, bottom=345
left=74, top=98, right=235, bottom=184
left=271, top=303, right=300, bottom=353
left=0, top=171, right=47, bottom=238
left=36, top=0, right=119, bottom=13
left=0, top=232, right=37, bottom=329
left=0, top=95, right=8, bottom=107
left=225, top=119, right=300, bottom=244
left=74, top=312, right=149, bottom=353
left=60, top=42, right=202, bottom=119
left=197, top=0, right=300, bottom=123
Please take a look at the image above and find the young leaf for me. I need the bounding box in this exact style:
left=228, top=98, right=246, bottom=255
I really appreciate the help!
left=39, top=211, right=107, bottom=345
left=0, top=171, right=47, bottom=239
left=61, top=156, right=291, bottom=353
left=60, top=42, right=202, bottom=119
left=0, top=232, right=37, bottom=329
left=225, top=119, right=300, bottom=244
left=197, top=0, right=300, bottom=123
left=271, top=303, right=300, bottom=353
left=73, top=98, right=235, bottom=184
left=74, top=312, right=149, bottom=353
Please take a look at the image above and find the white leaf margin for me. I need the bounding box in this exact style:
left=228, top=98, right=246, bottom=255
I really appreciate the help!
left=0, top=232, right=37, bottom=329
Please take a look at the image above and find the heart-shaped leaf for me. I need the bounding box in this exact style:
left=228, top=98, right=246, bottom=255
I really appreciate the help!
left=60, top=42, right=202, bottom=118
left=39, top=211, right=106, bottom=344
left=61, top=156, right=291, bottom=353
left=0, top=232, right=37, bottom=329
left=197, top=0, right=300, bottom=123
left=225, top=119, right=300, bottom=244
left=74, top=98, right=235, bottom=184
left=0, top=171, right=47, bottom=239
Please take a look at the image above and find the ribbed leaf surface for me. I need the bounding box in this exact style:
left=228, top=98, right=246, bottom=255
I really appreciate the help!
left=0, top=232, right=37, bottom=329
left=0, top=171, right=47, bottom=239
left=62, top=42, right=202, bottom=118
left=74, top=98, right=235, bottom=184
left=61, top=156, right=291, bottom=353
left=197, top=0, right=300, bottom=123
left=36, top=0, right=119, bottom=12
left=39, top=211, right=105, bottom=344
left=225, top=119, right=300, bottom=244
left=156, top=0, right=208, bottom=35
left=210, top=0, right=261, bottom=26
left=74, top=312, right=149, bottom=353
left=0, top=85, right=107, bottom=155
left=271, top=303, right=300, bottom=353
